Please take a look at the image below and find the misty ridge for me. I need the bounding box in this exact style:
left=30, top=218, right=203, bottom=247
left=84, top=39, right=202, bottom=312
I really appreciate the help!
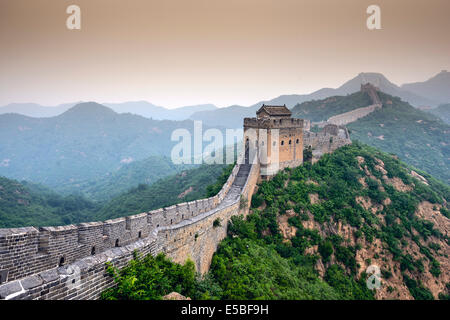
left=1, top=71, right=449, bottom=121
left=0, top=102, right=229, bottom=190
left=0, top=70, right=448, bottom=227
left=0, top=71, right=449, bottom=187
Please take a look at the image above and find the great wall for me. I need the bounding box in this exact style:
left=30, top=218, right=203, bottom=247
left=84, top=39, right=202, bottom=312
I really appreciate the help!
left=0, top=84, right=381, bottom=300
left=0, top=157, right=260, bottom=300
left=310, top=83, right=383, bottom=127
left=326, top=84, right=382, bottom=126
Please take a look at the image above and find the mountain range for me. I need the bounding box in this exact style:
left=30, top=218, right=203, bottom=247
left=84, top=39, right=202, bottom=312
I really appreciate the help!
left=189, top=71, right=450, bottom=128
left=292, top=90, right=450, bottom=184
left=1, top=71, right=448, bottom=125
left=102, top=102, right=217, bottom=120
left=0, top=101, right=217, bottom=120
left=1, top=85, right=448, bottom=195
left=402, top=70, right=450, bottom=105
left=0, top=102, right=223, bottom=189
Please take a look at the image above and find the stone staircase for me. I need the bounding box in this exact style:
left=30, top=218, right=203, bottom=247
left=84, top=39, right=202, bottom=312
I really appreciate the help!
left=234, top=164, right=251, bottom=187
left=219, top=164, right=252, bottom=205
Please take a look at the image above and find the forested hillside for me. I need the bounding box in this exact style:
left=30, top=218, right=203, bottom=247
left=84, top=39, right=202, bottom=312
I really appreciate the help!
left=292, top=91, right=372, bottom=122
left=58, top=156, right=191, bottom=201
left=347, top=92, right=449, bottom=183
left=102, top=143, right=450, bottom=300
left=0, top=177, right=98, bottom=228
left=0, top=163, right=232, bottom=228
left=292, top=91, right=450, bottom=184
left=428, top=104, right=450, bottom=124
left=94, top=164, right=233, bottom=221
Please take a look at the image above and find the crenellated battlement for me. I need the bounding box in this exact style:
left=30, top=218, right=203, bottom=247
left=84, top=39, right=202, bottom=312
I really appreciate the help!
left=0, top=163, right=241, bottom=289
left=244, top=117, right=304, bottom=129
left=0, top=161, right=257, bottom=300
left=303, top=124, right=352, bottom=161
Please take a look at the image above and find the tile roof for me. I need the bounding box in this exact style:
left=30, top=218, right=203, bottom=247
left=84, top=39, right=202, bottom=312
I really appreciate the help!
left=256, top=104, right=292, bottom=116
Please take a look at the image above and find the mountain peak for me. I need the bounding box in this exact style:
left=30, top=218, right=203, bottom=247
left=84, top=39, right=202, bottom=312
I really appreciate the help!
left=61, top=102, right=117, bottom=117
left=338, top=72, right=397, bottom=95
left=356, top=72, right=390, bottom=83
left=401, top=70, right=450, bottom=105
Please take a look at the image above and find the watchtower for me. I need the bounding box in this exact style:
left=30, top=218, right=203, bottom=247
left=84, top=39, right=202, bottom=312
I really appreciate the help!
left=243, top=104, right=304, bottom=179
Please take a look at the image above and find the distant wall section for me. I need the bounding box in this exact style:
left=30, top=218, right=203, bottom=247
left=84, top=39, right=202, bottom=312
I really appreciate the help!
left=303, top=124, right=352, bottom=162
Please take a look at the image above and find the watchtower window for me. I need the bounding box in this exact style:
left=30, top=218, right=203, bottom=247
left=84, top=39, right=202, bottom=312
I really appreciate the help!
left=115, top=239, right=120, bottom=247
left=170, top=219, right=173, bottom=225
left=281, top=141, right=284, bottom=146
left=289, top=140, right=292, bottom=145
left=59, top=256, right=65, bottom=266
left=138, top=231, right=142, bottom=239
left=296, top=139, right=299, bottom=144
left=91, top=246, right=96, bottom=255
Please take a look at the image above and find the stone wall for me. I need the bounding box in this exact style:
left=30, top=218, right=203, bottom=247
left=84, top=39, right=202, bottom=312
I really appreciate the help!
left=361, top=83, right=381, bottom=105
left=155, top=164, right=260, bottom=274
left=327, top=104, right=381, bottom=126
left=0, top=162, right=258, bottom=300
left=303, top=124, right=352, bottom=161
left=327, top=83, right=382, bottom=126
left=0, top=234, right=159, bottom=300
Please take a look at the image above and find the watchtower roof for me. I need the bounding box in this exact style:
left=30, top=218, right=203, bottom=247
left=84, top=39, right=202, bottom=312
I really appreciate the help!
left=256, top=104, right=292, bottom=117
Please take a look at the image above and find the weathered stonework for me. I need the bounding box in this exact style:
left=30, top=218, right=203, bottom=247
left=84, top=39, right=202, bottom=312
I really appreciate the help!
left=244, top=105, right=304, bottom=179
left=303, top=124, right=352, bottom=161
left=327, top=103, right=381, bottom=126
left=310, top=83, right=382, bottom=128
left=0, top=161, right=260, bottom=300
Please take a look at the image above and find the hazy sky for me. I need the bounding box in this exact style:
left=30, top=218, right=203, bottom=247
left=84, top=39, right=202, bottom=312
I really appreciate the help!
left=1, top=0, right=449, bottom=108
